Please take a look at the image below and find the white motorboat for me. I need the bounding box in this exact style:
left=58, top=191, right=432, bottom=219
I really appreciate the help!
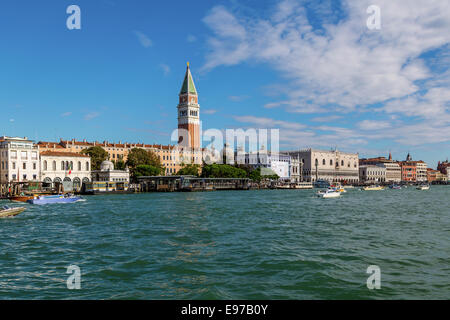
left=0, top=205, right=26, bottom=217
left=316, top=188, right=341, bottom=198
left=416, top=185, right=430, bottom=190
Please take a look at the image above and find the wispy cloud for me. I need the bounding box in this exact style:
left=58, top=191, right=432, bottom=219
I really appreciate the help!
left=159, top=63, right=170, bottom=76
left=133, top=30, right=152, bottom=48
left=311, top=115, right=343, bottom=122
left=61, top=112, right=72, bottom=117
left=84, top=112, right=100, bottom=121
left=187, top=34, right=197, bottom=43
left=228, top=95, right=249, bottom=102
left=202, top=0, right=450, bottom=148
left=203, top=109, right=218, bottom=115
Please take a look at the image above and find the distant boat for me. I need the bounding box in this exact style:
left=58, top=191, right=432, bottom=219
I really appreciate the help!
left=9, top=195, right=34, bottom=202
left=389, top=185, right=401, bottom=189
left=0, top=206, right=26, bottom=217
left=316, top=188, right=341, bottom=198
left=362, top=185, right=385, bottom=191
left=27, top=194, right=82, bottom=205
left=416, top=185, right=430, bottom=190
left=291, top=182, right=314, bottom=189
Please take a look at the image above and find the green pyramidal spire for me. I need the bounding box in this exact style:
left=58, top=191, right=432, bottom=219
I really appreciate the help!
left=179, top=62, right=197, bottom=95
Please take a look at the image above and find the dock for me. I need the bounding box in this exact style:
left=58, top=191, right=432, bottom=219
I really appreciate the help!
left=137, top=176, right=250, bottom=192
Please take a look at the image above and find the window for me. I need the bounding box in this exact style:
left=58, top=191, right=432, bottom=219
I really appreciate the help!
left=33, top=163, right=37, bottom=170
left=43, top=160, right=47, bottom=171
left=53, top=161, right=56, bottom=171
left=330, top=159, right=333, bottom=165
left=61, top=161, right=65, bottom=170
left=78, top=161, right=81, bottom=171
left=32, top=152, right=37, bottom=160
left=23, top=174, right=27, bottom=180
left=341, top=160, right=344, bottom=166
left=86, top=162, right=89, bottom=171
left=23, top=163, right=26, bottom=170
left=33, top=174, right=37, bottom=180
left=322, top=159, right=325, bottom=165
left=21, top=151, right=27, bottom=159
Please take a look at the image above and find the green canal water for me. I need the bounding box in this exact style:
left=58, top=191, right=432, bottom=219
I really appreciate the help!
left=0, top=186, right=449, bottom=299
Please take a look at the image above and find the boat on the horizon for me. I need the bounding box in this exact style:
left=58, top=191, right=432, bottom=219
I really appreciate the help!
left=0, top=205, right=26, bottom=217
left=316, top=188, right=341, bottom=198
left=389, top=184, right=402, bottom=189
left=27, top=194, right=82, bottom=205
left=362, top=185, right=385, bottom=191
left=416, top=184, right=430, bottom=190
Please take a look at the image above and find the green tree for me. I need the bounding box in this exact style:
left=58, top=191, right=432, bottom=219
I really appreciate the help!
left=176, top=164, right=200, bottom=176
left=126, top=148, right=161, bottom=169
left=201, top=164, right=247, bottom=178
left=133, top=164, right=162, bottom=180
left=114, top=160, right=126, bottom=170
left=81, top=146, right=108, bottom=170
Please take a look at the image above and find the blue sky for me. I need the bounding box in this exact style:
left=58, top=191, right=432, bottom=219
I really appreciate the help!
left=1, top=0, right=449, bottom=167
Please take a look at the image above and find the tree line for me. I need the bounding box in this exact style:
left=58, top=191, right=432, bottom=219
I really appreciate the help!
left=80, top=146, right=279, bottom=182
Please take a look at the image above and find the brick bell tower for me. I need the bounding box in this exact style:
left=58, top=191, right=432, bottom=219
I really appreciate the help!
left=177, top=62, right=200, bottom=149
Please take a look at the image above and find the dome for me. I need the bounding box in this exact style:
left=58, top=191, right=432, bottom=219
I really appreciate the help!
left=100, top=160, right=114, bottom=171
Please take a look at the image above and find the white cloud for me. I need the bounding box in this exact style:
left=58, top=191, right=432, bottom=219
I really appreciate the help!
left=357, top=120, right=391, bottom=130
left=61, top=112, right=72, bottom=117
left=84, top=112, right=100, bottom=121
left=187, top=34, right=197, bottom=43
left=202, top=0, right=450, bottom=148
left=234, top=115, right=305, bottom=130
left=203, top=109, right=218, bottom=114
left=160, top=63, right=170, bottom=76
left=202, top=1, right=450, bottom=110
left=134, top=30, right=152, bottom=48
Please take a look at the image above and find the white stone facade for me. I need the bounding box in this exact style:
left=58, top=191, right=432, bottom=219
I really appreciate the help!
left=40, top=151, right=91, bottom=191
left=236, top=152, right=291, bottom=179
left=284, top=149, right=359, bottom=184
left=359, top=165, right=386, bottom=183
left=377, top=162, right=401, bottom=183
left=0, top=136, right=40, bottom=183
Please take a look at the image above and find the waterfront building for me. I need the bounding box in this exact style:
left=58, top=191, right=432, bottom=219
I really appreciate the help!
left=236, top=150, right=291, bottom=180
left=437, top=160, right=450, bottom=178
left=397, top=153, right=427, bottom=183
left=359, top=154, right=401, bottom=182
left=359, top=165, right=386, bottom=184
left=289, top=157, right=302, bottom=183
left=283, top=148, right=359, bottom=184
left=414, top=161, right=428, bottom=182
left=427, top=168, right=447, bottom=183
left=91, top=160, right=130, bottom=183
left=0, top=136, right=40, bottom=183
left=399, top=161, right=416, bottom=182
left=39, top=151, right=91, bottom=191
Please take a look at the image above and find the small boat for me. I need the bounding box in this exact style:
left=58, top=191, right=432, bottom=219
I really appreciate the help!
left=362, top=185, right=385, bottom=191
left=276, top=185, right=291, bottom=189
left=27, top=194, right=82, bottom=205
left=389, top=185, right=402, bottom=189
left=416, top=185, right=430, bottom=190
left=0, top=205, right=26, bottom=217
left=291, top=183, right=314, bottom=189
left=316, top=188, right=341, bottom=198
left=9, top=195, right=34, bottom=202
